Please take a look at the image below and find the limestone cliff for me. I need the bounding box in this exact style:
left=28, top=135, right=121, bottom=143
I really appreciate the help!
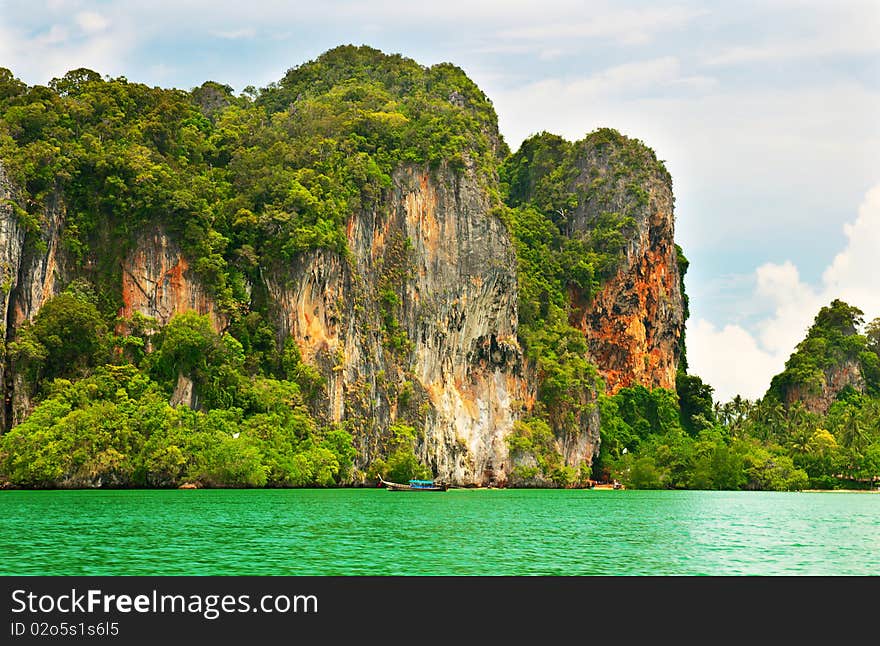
left=268, top=163, right=526, bottom=485
left=782, top=359, right=866, bottom=415
left=0, top=162, right=68, bottom=425
left=566, top=135, right=684, bottom=395
left=0, top=54, right=688, bottom=488
left=768, top=299, right=872, bottom=416
left=500, top=130, right=685, bottom=484
left=120, top=228, right=225, bottom=331
left=119, top=228, right=227, bottom=409
left=0, top=161, right=22, bottom=429
left=0, top=160, right=21, bottom=338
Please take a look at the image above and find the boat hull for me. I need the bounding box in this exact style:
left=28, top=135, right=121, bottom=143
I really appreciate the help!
left=380, top=478, right=448, bottom=492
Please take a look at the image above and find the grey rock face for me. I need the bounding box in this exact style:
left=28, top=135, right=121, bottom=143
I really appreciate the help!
left=0, top=163, right=67, bottom=426
left=0, top=161, right=24, bottom=339
left=268, top=164, right=533, bottom=485
left=0, top=162, right=24, bottom=429
left=784, top=359, right=866, bottom=415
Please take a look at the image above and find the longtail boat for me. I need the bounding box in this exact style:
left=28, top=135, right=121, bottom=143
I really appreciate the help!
left=379, top=477, right=448, bottom=492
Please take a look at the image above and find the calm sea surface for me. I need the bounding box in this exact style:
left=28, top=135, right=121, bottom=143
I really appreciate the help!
left=1, top=489, right=878, bottom=575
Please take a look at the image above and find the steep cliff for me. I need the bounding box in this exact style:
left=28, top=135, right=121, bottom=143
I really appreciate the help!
left=268, top=163, right=525, bottom=485
left=500, top=129, right=685, bottom=484
left=782, top=359, right=866, bottom=415
left=120, top=228, right=225, bottom=331
left=566, top=133, right=683, bottom=394
left=0, top=160, right=22, bottom=428
left=0, top=161, right=69, bottom=425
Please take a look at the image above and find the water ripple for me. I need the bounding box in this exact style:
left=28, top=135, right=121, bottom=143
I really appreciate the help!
left=1, top=489, right=877, bottom=575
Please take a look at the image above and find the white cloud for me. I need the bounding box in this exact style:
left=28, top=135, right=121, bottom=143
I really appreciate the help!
left=705, top=3, right=880, bottom=66
left=498, top=6, right=705, bottom=45
left=538, top=48, right=564, bottom=61
left=688, top=319, right=786, bottom=402
left=492, top=57, right=714, bottom=141
left=822, top=184, right=880, bottom=309
left=0, top=9, right=136, bottom=82
left=689, top=182, right=880, bottom=402
left=75, top=11, right=109, bottom=34
left=212, top=28, right=257, bottom=40
left=35, top=25, right=70, bottom=46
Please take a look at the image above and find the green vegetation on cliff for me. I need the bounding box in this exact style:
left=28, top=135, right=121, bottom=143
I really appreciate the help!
left=501, top=129, right=668, bottom=306
left=0, top=289, right=356, bottom=488
left=768, top=299, right=880, bottom=400
left=605, top=300, right=880, bottom=491
left=0, top=46, right=502, bottom=318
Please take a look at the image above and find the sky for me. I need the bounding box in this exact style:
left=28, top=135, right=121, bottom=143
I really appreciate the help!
left=1, top=0, right=878, bottom=402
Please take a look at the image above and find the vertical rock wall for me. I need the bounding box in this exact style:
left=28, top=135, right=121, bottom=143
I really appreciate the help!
left=269, top=163, right=529, bottom=485
left=0, top=162, right=24, bottom=429
left=120, top=228, right=226, bottom=331
left=567, top=140, right=684, bottom=395
left=0, top=163, right=68, bottom=426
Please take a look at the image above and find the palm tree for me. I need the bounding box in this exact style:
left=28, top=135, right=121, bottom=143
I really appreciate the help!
left=788, top=427, right=813, bottom=455
left=720, top=394, right=752, bottom=439
left=713, top=400, right=726, bottom=425
left=784, top=401, right=810, bottom=440
left=840, top=408, right=866, bottom=452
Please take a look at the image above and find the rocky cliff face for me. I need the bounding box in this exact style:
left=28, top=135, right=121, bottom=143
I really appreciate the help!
left=0, top=161, right=21, bottom=340
left=119, top=228, right=227, bottom=409
left=566, top=138, right=684, bottom=395
left=768, top=299, right=873, bottom=416
left=268, top=163, right=527, bottom=485
left=0, top=162, right=69, bottom=425
left=120, top=228, right=225, bottom=331
left=783, top=360, right=866, bottom=415
left=0, top=161, right=22, bottom=429
left=9, top=192, right=66, bottom=331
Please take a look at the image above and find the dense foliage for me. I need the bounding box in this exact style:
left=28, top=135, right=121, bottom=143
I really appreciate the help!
left=0, top=45, right=502, bottom=318
left=0, top=281, right=357, bottom=487
left=768, top=299, right=880, bottom=399
left=600, top=301, right=880, bottom=491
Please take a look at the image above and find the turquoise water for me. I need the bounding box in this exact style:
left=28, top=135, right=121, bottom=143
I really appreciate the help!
left=1, top=489, right=878, bottom=575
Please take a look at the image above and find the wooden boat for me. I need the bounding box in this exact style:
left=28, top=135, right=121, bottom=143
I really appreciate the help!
left=590, top=480, right=624, bottom=490
left=380, top=477, right=448, bottom=492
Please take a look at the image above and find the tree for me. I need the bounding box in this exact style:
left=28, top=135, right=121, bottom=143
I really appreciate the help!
left=625, top=456, right=664, bottom=489
left=840, top=408, right=866, bottom=452
left=150, top=312, right=219, bottom=381
left=676, top=373, right=716, bottom=436
left=721, top=395, right=753, bottom=439
left=11, top=292, right=108, bottom=383
left=48, top=68, right=102, bottom=97
left=382, top=422, right=431, bottom=483
left=867, top=317, right=880, bottom=355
